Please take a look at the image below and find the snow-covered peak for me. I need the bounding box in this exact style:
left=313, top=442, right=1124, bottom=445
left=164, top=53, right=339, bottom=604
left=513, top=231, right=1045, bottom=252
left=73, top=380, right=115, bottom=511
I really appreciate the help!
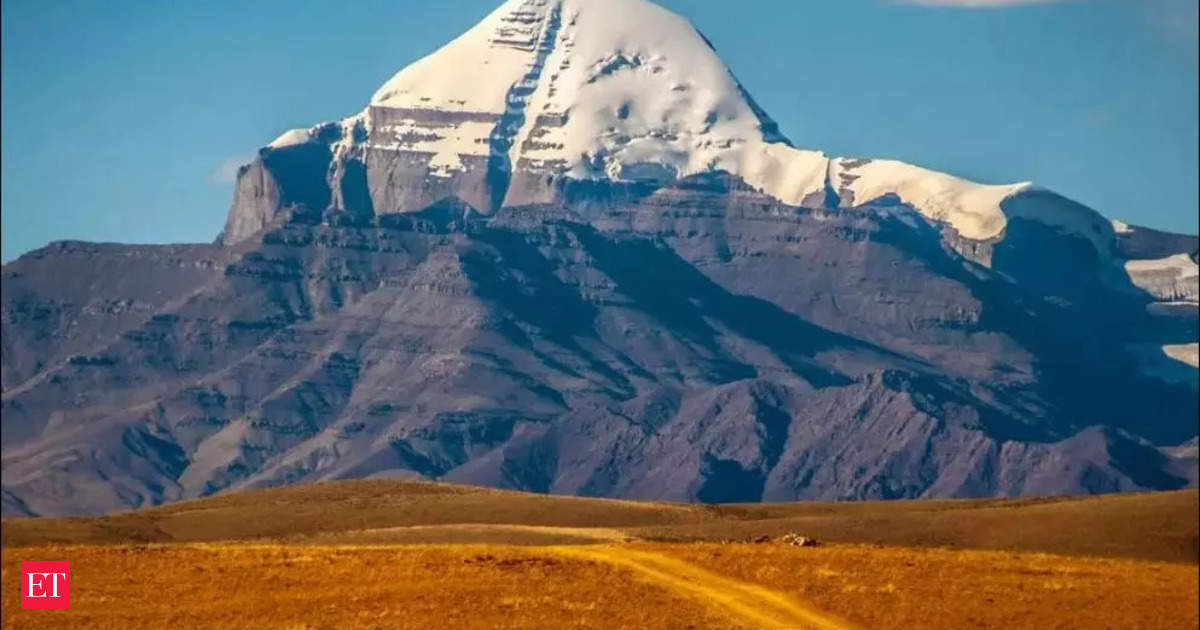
left=356, top=0, right=1057, bottom=241
left=371, top=0, right=775, bottom=135
left=237, top=0, right=1112, bottom=251
left=365, top=0, right=830, bottom=205
left=370, top=0, right=548, bottom=115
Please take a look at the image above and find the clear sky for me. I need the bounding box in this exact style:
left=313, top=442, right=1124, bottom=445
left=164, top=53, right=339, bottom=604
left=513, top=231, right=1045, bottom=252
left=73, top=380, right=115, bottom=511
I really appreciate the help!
left=2, top=0, right=1196, bottom=261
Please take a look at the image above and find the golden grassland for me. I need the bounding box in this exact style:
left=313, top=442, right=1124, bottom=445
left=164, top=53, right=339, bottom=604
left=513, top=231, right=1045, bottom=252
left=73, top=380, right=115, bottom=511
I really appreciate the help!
left=2, top=482, right=1197, bottom=629
left=661, top=542, right=1199, bottom=630
left=1, top=543, right=730, bottom=630
left=2, top=541, right=1195, bottom=630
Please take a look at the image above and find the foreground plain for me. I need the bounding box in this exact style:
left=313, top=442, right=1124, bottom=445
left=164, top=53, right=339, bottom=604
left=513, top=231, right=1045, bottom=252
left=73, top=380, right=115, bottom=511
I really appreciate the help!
left=2, top=481, right=1197, bottom=629
left=2, top=542, right=1195, bottom=629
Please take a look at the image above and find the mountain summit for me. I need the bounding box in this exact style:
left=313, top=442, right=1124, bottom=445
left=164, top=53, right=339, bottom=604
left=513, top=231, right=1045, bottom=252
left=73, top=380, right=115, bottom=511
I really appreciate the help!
left=3, top=0, right=1197, bottom=516
left=224, top=0, right=1105, bottom=250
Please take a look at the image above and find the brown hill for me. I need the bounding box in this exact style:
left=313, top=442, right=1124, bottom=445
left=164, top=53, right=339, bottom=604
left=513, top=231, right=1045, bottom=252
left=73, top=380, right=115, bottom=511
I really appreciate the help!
left=4, top=480, right=1195, bottom=563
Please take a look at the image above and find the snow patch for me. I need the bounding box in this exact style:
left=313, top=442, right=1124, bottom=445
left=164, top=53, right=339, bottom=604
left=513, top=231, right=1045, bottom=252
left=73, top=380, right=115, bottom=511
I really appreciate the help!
left=267, top=128, right=312, bottom=149
left=1125, top=253, right=1200, bottom=303
left=1165, top=343, right=1200, bottom=369
left=829, top=158, right=1031, bottom=240
left=1127, top=343, right=1199, bottom=388
left=370, top=1, right=549, bottom=114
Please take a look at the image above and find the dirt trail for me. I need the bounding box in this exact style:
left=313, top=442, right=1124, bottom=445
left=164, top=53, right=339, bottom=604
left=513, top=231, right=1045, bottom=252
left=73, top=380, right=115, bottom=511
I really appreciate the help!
left=380, top=523, right=631, bottom=539
left=326, top=523, right=634, bottom=542
left=552, top=545, right=859, bottom=630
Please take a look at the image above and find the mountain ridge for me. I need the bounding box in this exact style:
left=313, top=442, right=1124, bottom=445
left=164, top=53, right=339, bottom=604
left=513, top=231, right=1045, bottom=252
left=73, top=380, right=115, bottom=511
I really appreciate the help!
left=2, top=0, right=1197, bottom=517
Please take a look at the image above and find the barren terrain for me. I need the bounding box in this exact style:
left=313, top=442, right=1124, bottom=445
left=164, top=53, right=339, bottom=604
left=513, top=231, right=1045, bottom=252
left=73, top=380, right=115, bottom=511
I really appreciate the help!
left=3, top=482, right=1196, bottom=629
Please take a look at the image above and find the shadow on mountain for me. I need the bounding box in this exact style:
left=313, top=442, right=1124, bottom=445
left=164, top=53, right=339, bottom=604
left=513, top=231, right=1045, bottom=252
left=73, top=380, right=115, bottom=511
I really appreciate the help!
left=338, top=158, right=375, bottom=223
left=376, top=197, right=484, bottom=233
left=261, top=142, right=333, bottom=222
left=1103, top=430, right=1190, bottom=491
left=697, top=454, right=767, bottom=503
left=568, top=223, right=889, bottom=388
left=459, top=226, right=638, bottom=397
left=870, top=207, right=1197, bottom=445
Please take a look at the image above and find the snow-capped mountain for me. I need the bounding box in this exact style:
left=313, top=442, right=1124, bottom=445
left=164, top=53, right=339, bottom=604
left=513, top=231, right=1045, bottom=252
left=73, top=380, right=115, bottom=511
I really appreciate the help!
left=3, top=0, right=1197, bottom=517
left=224, top=0, right=1112, bottom=251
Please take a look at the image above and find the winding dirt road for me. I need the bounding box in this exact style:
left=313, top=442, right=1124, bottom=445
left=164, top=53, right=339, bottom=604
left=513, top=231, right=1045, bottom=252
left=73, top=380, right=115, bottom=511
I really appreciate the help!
left=552, top=545, right=859, bottom=630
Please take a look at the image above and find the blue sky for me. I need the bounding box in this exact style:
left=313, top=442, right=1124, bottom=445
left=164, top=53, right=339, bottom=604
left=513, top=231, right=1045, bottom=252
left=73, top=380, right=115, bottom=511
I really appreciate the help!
left=2, top=0, right=1196, bottom=261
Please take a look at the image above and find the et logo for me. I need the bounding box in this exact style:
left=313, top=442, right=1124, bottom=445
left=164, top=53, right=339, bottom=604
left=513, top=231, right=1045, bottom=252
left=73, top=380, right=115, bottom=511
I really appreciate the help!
left=20, top=561, right=71, bottom=610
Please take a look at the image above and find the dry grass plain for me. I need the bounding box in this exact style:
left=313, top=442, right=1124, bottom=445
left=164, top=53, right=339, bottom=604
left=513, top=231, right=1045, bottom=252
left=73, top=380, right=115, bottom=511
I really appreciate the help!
left=5, top=481, right=1196, bottom=562
left=0, top=544, right=732, bottom=630
left=2, top=541, right=1194, bottom=630
left=3, top=482, right=1197, bottom=629
left=663, top=543, right=1198, bottom=630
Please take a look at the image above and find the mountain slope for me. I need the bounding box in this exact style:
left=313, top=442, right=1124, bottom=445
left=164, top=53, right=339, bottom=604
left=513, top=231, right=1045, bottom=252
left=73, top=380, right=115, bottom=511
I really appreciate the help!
left=2, top=0, right=1197, bottom=516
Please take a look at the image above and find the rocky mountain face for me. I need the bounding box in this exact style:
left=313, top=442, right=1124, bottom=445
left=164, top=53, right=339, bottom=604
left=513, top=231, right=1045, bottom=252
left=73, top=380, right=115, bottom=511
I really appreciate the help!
left=3, top=0, right=1198, bottom=516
